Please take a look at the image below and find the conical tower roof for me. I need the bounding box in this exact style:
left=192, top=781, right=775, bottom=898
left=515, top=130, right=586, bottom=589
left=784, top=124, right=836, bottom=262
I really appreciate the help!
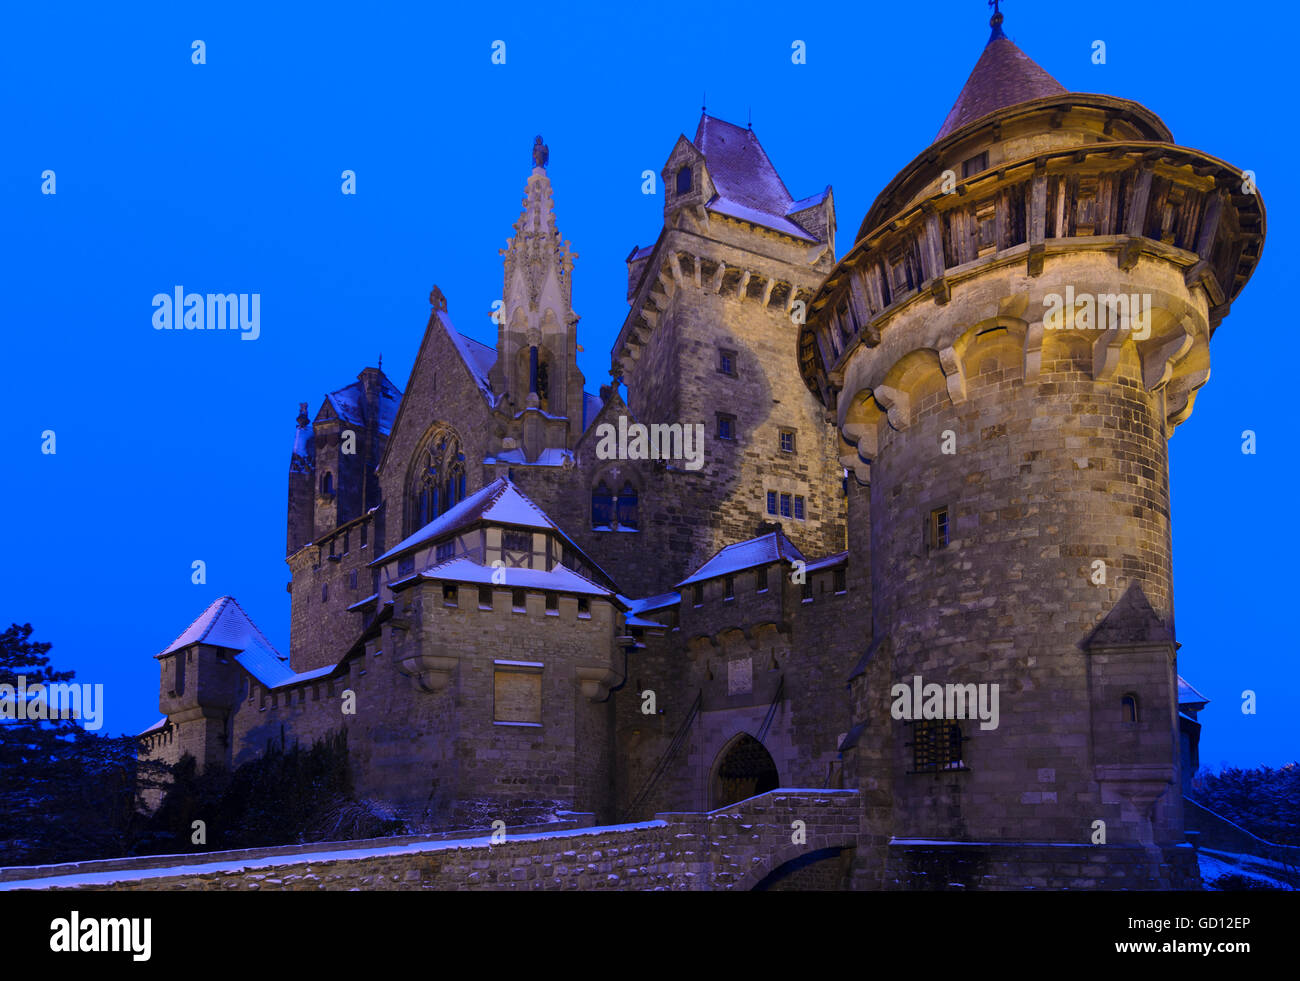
left=935, top=9, right=1067, bottom=141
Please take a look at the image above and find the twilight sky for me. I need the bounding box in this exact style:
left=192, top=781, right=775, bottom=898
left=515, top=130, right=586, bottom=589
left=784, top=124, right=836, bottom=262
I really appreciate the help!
left=2, top=0, right=1294, bottom=770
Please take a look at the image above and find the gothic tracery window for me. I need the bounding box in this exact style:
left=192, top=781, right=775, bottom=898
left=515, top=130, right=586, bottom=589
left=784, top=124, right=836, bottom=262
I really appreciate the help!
left=410, top=429, right=466, bottom=531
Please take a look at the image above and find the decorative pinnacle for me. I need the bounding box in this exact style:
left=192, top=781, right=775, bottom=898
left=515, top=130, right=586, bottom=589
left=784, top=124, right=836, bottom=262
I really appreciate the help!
left=988, top=0, right=1006, bottom=43
left=532, top=135, right=549, bottom=169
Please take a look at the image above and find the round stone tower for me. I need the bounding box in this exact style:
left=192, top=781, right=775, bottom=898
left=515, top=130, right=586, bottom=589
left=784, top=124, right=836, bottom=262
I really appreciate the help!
left=802, top=9, right=1265, bottom=889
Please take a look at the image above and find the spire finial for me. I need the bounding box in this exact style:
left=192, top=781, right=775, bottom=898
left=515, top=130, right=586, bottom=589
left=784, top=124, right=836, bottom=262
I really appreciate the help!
left=378, top=353, right=382, bottom=372
left=532, top=135, right=548, bottom=169
left=747, top=106, right=752, bottom=131
left=988, top=0, right=1005, bottom=42
left=702, top=91, right=707, bottom=114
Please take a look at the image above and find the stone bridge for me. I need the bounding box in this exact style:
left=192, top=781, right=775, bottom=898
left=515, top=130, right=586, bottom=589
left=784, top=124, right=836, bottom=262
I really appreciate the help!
left=0, top=790, right=861, bottom=892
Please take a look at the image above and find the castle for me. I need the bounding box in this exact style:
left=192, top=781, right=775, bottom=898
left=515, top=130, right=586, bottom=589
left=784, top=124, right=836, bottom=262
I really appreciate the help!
left=139, top=10, right=1263, bottom=888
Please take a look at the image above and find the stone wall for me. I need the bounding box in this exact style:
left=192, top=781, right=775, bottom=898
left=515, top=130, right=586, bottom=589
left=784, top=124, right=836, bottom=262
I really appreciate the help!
left=13, top=791, right=861, bottom=892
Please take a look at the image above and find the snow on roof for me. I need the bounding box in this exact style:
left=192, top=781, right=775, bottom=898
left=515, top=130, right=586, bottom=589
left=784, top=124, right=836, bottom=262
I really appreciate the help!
left=787, top=189, right=830, bottom=213
left=138, top=717, right=168, bottom=736
left=325, top=372, right=402, bottom=434
left=158, top=596, right=281, bottom=659
left=419, top=556, right=614, bottom=598
left=622, top=591, right=680, bottom=615
left=692, top=114, right=821, bottom=243
left=707, top=196, right=816, bottom=242
left=373, top=478, right=560, bottom=564
left=484, top=447, right=575, bottom=467
left=628, top=245, right=654, bottom=262
left=676, top=531, right=807, bottom=587
left=441, top=312, right=496, bottom=397
left=1178, top=676, right=1210, bottom=706
left=804, top=550, right=848, bottom=574
left=156, top=596, right=333, bottom=690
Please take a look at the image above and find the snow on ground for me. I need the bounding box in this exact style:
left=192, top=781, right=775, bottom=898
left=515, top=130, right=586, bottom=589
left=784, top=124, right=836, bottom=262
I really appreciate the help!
left=0, top=820, right=671, bottom=891
left=1198, top=848, right=1296, bottom=890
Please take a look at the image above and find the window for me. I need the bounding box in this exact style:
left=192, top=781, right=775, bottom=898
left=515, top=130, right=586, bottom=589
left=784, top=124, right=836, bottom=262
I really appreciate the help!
left=616, top=482, right=639, bottom=530
left=321, top=583, right=328, bottom=602
left=909, top=719, right=965, bottom=772
left=591, top=481, right=614, bottom=528
left=1121, top=694, right=1138, bottom=724
left=349, top=569, right=358, bottom=590
left=435, top=541, right=455, bottom=563
left=767, top=491, right=778, bottom=516
left=494, top=664, right=543, bottom=724
left=578, top=597, right=591, bottom=618
left=724, top=575, right=735, bottom=601
left=443, top=583, right=458, bottom=607
left=961, top=151, right=988, bottom=178
left=756, top=565, right=769, bottom=592
left=411, top=429, right=465, bottom=531
left=478, top=586, right=493, bottom=610
left=780, top=493, right=792, bottom=518
left=928, top=506, right=950, bottom=550
left=322, top=472, right=333, bottom=495
left=718, top=349, right=737, bottom=377
left=502, top=531, right=531, bottom=553
left=692, top=584, right=703, bottom=607
left=361, top=523, right=368, bottom=547
left=676, top=165, right=692, bottom=194
left=545, top=592, right=558, bottom=615
left=779, top=429, right=796, bottom=453
left=343, top=531, right=350, bottom=554
left=717, top=413, right=736, bottom=440
left=801, top=579, right=813, bottom=602
left=398, top=556, right=415, bottom=577
left=834, top=567, right=847, bottom=594
left=512, top=588, right=527, bottom=612
left=794, top=495, right=805, bottom=520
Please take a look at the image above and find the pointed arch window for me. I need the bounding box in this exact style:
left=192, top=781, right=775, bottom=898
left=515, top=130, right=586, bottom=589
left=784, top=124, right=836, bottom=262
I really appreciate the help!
left=616, top=481, right=639, bottom=530
left=410, top=429, right=465, bottom=532
left=591, top=481, right=614, bottom=528
left=322, top=472, right=334, bottom=495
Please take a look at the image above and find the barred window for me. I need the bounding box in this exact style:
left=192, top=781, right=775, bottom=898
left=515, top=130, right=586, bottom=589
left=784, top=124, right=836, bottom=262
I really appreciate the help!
left=833, top=567, right=847, bottom=593
left=780, top=493, right=792, bottom=518
left=435, top=541, right=454, bottom=563
left=794, top=495, right=805, bottom=520
left=756, top=565, right=769, bottom=592
left=908, top=719, right=965, bottom=773
left=767, top=491, right=778, bottom=515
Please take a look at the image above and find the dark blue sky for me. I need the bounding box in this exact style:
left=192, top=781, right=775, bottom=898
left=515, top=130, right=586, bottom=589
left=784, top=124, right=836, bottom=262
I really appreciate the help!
left=3, top=1, right=1294, bottom=770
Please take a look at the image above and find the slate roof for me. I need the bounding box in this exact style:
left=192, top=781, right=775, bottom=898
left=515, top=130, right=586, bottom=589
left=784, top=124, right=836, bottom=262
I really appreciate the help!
left=419, top=556, right=614, bottom=598
left=156, top=595, right=341, bottom=690
left=1178, top=676, right=1210, bottom=707
left=158, top=595, right=279, bottom=658
left=935, top=22, right=1068, bottom=141
left=677, top=530, right=807, bottom=587
left=693, top=114, right=821, bottom=242
left=372, top=478, right=560, bottom=564
left=325, top=372, right=401, bottom=433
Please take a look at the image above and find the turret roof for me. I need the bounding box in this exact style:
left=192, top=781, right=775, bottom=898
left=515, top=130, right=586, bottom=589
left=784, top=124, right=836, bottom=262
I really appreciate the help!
left=935, top=16, right=1067, bottom=141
